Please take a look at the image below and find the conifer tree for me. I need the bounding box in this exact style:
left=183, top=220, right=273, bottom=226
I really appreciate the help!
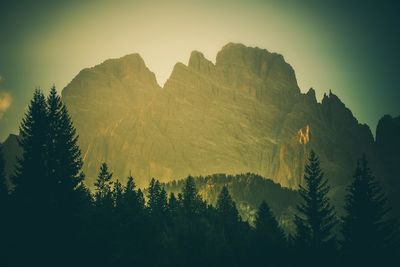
left=182, top=175, right=204, bottom=217
left=168, top=192, right=179, bottom=218
left=294, top=150, right=337, bottom=253
left=216, top=186, right=239, bottom=223
left=13, top=89, right=49, bottom=205
left=0, top=144, right=9, bottom=248
left=46, top=86, right=84, bottom=212
left=253, top=200, right=287, bottom=265
left=90, top=163, right=115, bottom=265
left=113, top=180, right=123, bottom=208
left=10, top=89, right=52, bottom=264
left=341, top=155, right=398, bottom=264
left=147, top=178, right=168, bottom=217
left=255, top=200, right=286, bottom=246
left=94, top=162, right=113, bottom=209
left=0, top=144, right=7, bottom=203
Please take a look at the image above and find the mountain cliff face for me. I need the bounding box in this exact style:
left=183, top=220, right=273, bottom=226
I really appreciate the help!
left=61, top=43, right=376, bottom=196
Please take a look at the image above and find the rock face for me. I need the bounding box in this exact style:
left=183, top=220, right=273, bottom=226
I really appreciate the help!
left=62, top=43, right=376, bottom=192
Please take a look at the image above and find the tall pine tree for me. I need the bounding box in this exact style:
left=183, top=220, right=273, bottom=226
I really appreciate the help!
left=294, top=151, right=337, bottom=255
left=0, top=144, right=7, bottom=204
left=341, top=155, right=398, bottom=264
left=0, top=144, right=10, bottom=262
left=13, top=89, right=49, bottom=206
left=47, top=86, right=84, bottom=213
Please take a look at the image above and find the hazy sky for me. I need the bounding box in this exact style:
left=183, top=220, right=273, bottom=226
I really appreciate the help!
left=0, top=0, right=399, bottom=141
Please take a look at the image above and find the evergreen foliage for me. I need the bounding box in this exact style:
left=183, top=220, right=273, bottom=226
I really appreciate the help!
left=341, top=155, right=399, bottom=265
left=1, top=88, right=399, bottom=267
left=294, top=150, right=338, bottom=264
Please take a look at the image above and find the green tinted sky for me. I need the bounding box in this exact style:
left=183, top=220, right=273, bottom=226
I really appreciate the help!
left=0, top=0, right=399, bottom=141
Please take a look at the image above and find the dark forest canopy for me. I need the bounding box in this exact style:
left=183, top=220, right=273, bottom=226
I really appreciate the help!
left=0, top=88, right=398, bottom=266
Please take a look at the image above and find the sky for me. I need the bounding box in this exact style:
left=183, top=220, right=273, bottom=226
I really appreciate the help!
left=0, top=0, right=399, bottom=141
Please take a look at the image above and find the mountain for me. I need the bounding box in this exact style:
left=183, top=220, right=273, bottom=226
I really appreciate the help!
left=61, top=43, right=376, bottom=199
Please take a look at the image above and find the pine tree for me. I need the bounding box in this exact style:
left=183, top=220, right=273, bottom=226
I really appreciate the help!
left=255, top=200, right=286, bottom=246
left=182, top=175, right=204, bottom=217
left=10, top=89, right=54, bottom=264
left=0, top=144, right=9, bottom=251
left=147, top=178, right=168, bottom=219
left=178, top=176, right=209, bottom=265
left=46, top=86, right=84, bottom=212
left=0, top=144, right=7, bottom=203
left=94, top=162, right=114, bottom=208
left=294, top=150, right=337, bottom=253
left=113, top=179, right=123, bottom=208
left=13, top=89, right=49, bottom=206
left=90, top=163, right=115, bottom=265
left=253, top=200, right=287, bottom=265
left=341, top=155, right=398, bottom=264
left=216, top=186, right=239, bottom=223
left=168, top=192, right=179, bottom=218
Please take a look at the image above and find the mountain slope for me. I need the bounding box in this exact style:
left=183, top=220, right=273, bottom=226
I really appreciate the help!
left=61, top=43, right=375, bottom=196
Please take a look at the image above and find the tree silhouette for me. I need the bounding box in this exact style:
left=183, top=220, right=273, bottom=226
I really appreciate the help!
left=341, top=155, right=398, bottom=265
left=0, top=144, right=11, bottom=263
left=13, top=89, right=49, bottom=205
left=0, top=144, right=7, bottom=202
left=294, top=150, right=337, bottom=261
left=215, top=186, right=242, bottom=265
left=10, top=89, right=52, bottom=264
left=216, top=186, right=239, bottom=223
left=255, top=200, right=286, bottom=245
left=90, top=163, right=115, bottom=265
left=253, top=200, right=287, bottom=265
left=47, top=86, right=84, bottom=212
left=3, top=89, right=400, bottom=266
left=94, top=162, right=114, bottom=209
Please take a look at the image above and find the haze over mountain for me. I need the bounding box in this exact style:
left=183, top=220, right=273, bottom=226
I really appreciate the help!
left=61, top=43, right=384, bottom=195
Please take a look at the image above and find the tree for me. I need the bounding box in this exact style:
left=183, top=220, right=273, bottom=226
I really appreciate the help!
left=182, top=175, right=205, bottom=217
left=255, top=200, right=286, bottom=246
left=178, top=176, right=209, bottom=266
left=46, top=86, right=84, bottom=213
left=216, top=186, right=239, bottom=223
left=168, top=192, right=179, bottom=218
left=89, top=163, right=115, bottom=265
left=147, top=178, right=168, bottom=218
left=94, top=162, right=113, bottom=209
left=341, top=155, right=398, bottom=264
left=253, top=200, right=287, bottom=265
left=294, top=151, right=337, bottom=254
left=0, top=144, right=11, bottom=263
left=13, top=89, right=49, bottom=206
left=215, top=186, right=242, bottom=264
left=0, top=144, right=7, bottom=203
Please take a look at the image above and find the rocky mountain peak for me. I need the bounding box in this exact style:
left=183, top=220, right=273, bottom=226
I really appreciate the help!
left=188, top=51, right=215, bottom=75
left=215, top=43, right=300, bottom=97
left=305, top=88, right=317, bottom=103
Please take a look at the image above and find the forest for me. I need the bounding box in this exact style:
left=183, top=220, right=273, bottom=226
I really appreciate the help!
left=0, top=87, right=398, bottom=266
